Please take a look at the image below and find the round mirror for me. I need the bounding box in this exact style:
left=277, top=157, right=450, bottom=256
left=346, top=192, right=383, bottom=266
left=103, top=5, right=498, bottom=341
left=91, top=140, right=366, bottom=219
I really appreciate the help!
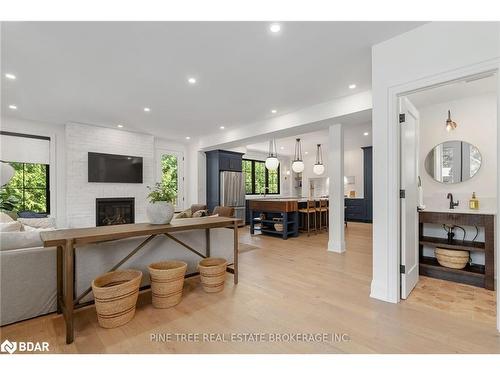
left=424, top=141, right=482, bottom=184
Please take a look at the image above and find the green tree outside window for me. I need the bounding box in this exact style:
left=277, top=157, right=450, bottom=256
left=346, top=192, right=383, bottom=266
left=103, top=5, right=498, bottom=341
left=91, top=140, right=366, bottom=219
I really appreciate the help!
left=160, top=154, right=178, bottom=205
left=242, top=159, right=280, bottom=195
left=1, top=162, right=49, bottom=213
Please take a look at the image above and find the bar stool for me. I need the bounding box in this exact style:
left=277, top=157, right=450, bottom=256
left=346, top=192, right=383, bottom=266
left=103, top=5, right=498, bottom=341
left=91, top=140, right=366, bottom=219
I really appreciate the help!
left=299, top=200, right=317, bottom=236
left=316, top=199, right=328, bottom=232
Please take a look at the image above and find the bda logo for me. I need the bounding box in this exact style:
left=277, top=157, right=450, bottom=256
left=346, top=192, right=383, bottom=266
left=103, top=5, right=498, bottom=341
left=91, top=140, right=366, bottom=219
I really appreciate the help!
left=0, top=339, right=49, bottom=354
left=1, top=339, right=17, bottom=354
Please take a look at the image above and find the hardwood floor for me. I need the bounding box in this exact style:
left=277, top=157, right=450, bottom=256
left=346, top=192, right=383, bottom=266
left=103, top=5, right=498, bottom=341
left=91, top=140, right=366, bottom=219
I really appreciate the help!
left=1, top=222, right=498, bottom=353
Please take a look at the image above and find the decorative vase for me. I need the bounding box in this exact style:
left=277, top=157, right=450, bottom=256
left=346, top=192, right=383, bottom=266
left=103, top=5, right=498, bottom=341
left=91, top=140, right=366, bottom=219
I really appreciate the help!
left=146, top=201, right=174, bottom=224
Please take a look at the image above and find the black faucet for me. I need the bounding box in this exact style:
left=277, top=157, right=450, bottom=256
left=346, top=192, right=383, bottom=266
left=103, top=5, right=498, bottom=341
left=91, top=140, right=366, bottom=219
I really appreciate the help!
left=447, top=193, right=459, bottom=209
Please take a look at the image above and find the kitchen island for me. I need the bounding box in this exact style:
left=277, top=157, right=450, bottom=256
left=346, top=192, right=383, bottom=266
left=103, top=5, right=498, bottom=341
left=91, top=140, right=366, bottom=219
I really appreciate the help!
left=249, top=199, right=299, bottom=239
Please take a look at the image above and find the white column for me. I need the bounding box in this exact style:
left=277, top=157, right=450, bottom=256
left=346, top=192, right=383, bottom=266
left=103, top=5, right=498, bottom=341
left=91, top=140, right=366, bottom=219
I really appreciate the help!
left=328, top=123, right=345, bottom=253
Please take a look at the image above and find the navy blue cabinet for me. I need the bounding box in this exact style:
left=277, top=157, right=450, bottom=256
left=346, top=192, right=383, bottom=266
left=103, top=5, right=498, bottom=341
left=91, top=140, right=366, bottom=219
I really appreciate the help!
left=345, top=146, right=372, bottom=222
left=205, top=150, right=244, bottom=212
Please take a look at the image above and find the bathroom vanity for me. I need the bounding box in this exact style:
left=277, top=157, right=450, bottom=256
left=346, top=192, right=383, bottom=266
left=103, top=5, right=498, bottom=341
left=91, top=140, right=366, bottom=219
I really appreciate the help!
left=418, top=209, right=495, bottom=290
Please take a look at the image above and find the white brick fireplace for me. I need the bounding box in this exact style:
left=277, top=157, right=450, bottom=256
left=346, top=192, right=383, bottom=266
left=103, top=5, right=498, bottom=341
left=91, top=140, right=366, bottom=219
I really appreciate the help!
left=65, top=123, right=154, bottom=228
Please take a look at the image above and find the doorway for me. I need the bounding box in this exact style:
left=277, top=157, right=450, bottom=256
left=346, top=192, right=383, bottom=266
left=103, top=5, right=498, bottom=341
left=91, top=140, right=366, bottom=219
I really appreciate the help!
left=398, top=72, right=497, bottom=325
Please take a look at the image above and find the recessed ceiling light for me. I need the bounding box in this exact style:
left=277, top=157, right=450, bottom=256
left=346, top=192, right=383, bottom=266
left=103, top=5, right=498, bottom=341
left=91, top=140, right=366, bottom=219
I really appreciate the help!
left=271, top=109, right=277, bottom=114
left=143, top=107, right=151, bottom=112
left=8, top=104, right=17, bottom=110
left=349, top=84, right=357, bottom=89
left=5, top=73, right=16, bottom=80
left=270, top=24, right=281, bottom=33
left=219, top=126, right=225, bottom=130
left=185, top=136, right=191, bottom=140
left=188, top=77, right=196, bottom=84
left=280, top=146, right=284, bottom=150
left=117, top=124, right=124, bottom=128
left=305, top=151, right=309, bottom=155
left=363, top=132, right=369, bottom=136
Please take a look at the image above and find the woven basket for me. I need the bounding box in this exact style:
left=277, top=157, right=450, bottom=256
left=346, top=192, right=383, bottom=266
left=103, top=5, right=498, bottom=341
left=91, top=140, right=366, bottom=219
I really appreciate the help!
left=91, top=269, right=142, bottom=329
left=148, top=260, right=187, bottom=308
left=198, top=257, right=227, bottom=293
left=435, top=248, right=470, bottom=269
left=273, top=217, right=284, bottom=232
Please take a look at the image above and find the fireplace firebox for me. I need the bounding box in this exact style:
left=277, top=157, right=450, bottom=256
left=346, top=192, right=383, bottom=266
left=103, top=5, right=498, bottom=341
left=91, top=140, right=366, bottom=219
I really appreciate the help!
left=96, top=197, right=135, bottom=226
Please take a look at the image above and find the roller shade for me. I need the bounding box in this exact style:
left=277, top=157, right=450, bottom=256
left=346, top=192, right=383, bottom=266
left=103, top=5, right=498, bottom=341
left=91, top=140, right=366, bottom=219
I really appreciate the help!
left=0, top=133, right=50, bottom=165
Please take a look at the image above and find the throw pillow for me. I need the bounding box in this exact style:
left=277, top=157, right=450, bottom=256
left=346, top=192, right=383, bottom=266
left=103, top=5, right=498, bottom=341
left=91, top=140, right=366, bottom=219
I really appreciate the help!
left=175, top=209, right=192, bottom=219
left=192, top=210, right=208, bottom=218
left=0, top=221, right=23, bottom=232
left=17, top=217, right=56, bottom=229
left=0, top=212, right=14, bottom=223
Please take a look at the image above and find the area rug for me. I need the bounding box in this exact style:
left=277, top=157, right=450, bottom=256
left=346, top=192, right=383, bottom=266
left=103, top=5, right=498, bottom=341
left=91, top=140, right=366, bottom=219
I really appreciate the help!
left=238, top=243, right=260, bottom=253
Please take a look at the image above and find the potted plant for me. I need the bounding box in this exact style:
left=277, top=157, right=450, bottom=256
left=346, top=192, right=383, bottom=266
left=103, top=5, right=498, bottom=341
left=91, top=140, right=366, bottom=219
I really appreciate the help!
left=146, top=182, right=176, bottom=224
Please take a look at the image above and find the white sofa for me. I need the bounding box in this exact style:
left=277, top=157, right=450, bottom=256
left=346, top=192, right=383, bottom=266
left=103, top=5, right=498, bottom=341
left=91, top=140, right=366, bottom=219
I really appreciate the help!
left=0, top=224, right=235, bottom=326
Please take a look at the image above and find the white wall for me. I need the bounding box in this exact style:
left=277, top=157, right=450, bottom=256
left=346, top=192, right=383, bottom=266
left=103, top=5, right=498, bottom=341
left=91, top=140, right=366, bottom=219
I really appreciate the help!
left=417, top=93, right=497, bottom=208
left=0, top=116, right=66, bottom=228
left=371, top=22, right=500, bottom=305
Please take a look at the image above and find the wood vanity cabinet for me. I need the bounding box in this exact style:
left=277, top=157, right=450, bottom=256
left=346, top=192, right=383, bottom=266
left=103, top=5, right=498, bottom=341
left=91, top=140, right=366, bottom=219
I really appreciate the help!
left=418, top=211, right=495, bottom=290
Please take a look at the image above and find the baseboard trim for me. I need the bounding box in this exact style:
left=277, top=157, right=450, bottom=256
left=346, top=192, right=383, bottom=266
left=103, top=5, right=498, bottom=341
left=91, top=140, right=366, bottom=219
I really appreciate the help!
left=327, top=240, right=346, bottom=253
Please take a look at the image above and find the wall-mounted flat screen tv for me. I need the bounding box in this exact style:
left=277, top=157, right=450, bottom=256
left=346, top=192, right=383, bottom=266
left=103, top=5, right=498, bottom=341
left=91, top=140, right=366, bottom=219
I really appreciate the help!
left=88, top=152, right=143, bottom=183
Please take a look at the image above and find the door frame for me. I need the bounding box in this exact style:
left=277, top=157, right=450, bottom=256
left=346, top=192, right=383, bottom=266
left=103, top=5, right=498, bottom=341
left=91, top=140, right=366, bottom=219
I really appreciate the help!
left=155, top=148, right=185, bottom=211
left=386, top=60, right=500, bottom=330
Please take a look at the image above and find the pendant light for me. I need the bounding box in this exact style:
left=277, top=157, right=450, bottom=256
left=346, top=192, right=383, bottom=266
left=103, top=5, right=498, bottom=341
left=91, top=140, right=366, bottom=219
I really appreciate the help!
left=265, top=139, right=280, bottom=171
left=445, top=110, right=457, bottom=132
left=313, top=144, right=325, bottom=175
left=291, top=138, right=305, bottom=173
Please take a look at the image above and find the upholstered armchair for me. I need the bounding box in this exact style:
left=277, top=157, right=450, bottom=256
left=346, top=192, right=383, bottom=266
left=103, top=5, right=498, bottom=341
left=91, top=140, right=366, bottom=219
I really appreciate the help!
left=212, top=206, right=235, bottom=218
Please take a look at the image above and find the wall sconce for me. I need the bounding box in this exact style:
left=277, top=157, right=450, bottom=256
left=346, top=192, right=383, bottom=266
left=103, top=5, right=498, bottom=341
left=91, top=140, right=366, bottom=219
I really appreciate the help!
left=445, top=110, right=457, bottom=132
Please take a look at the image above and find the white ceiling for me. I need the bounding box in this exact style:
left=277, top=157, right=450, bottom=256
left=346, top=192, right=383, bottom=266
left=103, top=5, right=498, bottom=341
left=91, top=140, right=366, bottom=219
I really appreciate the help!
left=246, top=119, right=372, bottom=156
left=1, top=21, right=422, bottom=141
left=407, top=73, right=497, bottom=108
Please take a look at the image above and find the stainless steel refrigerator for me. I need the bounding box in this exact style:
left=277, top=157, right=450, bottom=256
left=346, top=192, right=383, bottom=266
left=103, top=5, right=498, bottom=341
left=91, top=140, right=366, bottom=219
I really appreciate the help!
left=220, top=171, right=245, bottom=225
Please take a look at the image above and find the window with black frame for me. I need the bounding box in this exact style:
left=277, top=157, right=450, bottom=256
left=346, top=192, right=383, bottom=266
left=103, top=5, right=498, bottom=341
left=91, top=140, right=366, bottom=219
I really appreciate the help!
left=242, top=159, right=280, bottom=195
left=1, top=162, right=50, bottom=214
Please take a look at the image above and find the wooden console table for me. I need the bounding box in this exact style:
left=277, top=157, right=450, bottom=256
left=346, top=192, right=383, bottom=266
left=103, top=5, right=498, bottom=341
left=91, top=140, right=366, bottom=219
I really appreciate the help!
left=418, top=211, right=494, bottom=290
left=40, top=217, right=240, bottom=344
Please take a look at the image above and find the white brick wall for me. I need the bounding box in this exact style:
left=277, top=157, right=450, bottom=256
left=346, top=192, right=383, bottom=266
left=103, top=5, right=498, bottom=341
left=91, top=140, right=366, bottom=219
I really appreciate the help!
left=65, top=123, right=154, bottom=228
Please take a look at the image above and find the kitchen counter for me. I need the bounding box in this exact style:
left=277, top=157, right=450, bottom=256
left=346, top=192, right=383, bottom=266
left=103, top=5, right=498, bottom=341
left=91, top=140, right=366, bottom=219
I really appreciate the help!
left=247, top=197, right=328, bottom=202
left=248, top=199, right=299, bottom=240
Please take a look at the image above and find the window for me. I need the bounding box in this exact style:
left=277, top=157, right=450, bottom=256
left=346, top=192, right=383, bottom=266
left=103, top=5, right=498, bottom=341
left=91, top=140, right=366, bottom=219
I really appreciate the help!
left=1, top=162, right=50, bottom=213
left=156, top=149, right=184, bottom=210
left=242, top=159, right=280, bottom=195
left=161, top=154, right=178, bottom=198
